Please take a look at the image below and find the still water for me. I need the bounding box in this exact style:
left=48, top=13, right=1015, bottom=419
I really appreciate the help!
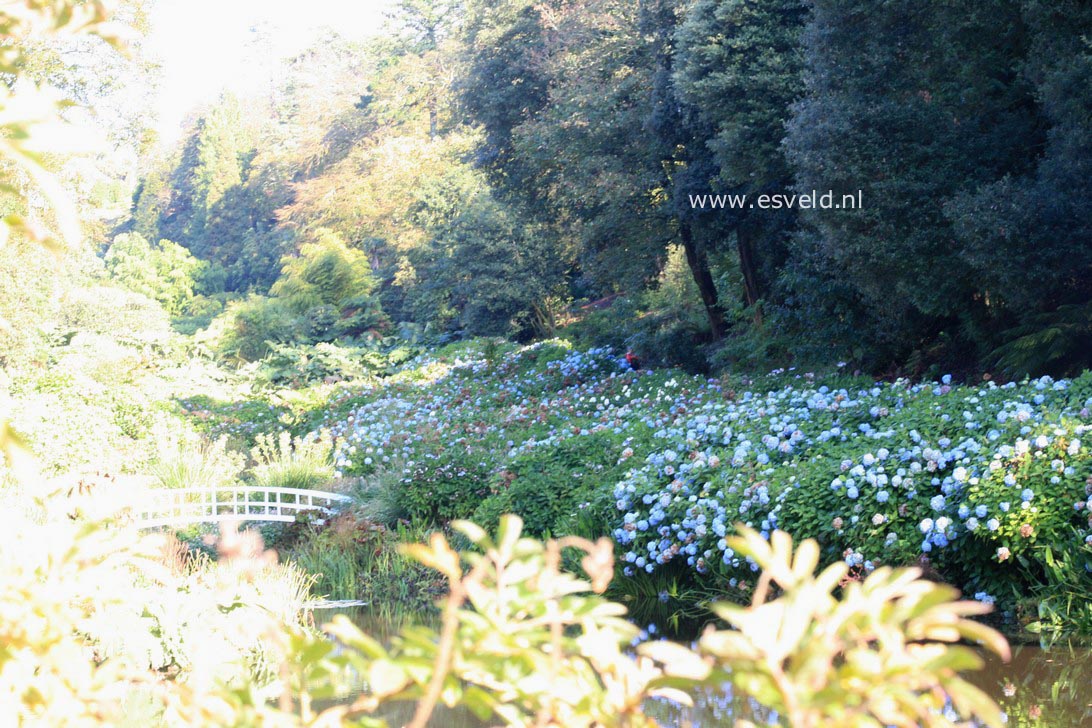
left=313, top=607, right=1092, bottom=727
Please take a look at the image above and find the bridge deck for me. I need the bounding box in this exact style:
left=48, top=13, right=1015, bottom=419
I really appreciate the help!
left=133, top=485, right=353, bottom=529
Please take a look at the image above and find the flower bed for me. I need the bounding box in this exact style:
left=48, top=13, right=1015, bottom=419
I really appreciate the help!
left=321, top=340, right=1092, bottom=627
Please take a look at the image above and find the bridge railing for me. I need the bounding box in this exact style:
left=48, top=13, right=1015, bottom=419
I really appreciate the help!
left=133, top=486, right=353, bottom=529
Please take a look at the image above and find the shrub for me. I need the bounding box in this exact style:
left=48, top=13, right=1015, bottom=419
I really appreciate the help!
left=57, top=333, right=144, bottom=387
left=1031, top=540, right=1092, bottom=637
left=171, top=294, right=225, bottom=335
left=103, top=233, right=206, bottom=317
left=285, top=514, right=444, bottom=611
left=267, top=517, right=1007, bottom=727
left=401, top=447, right=495, bottom=524
left=991, top=301, right=1092, bottom=378
left=258, top=341, right=386, bottom=385
left=250, top=430, right=335, bottom=491
left=128, top=529, right=317, bottom=680
left=354, top=466, right=412, bottom=526
left=271, top=228, right=387, bottom=341
left=322, top=340, right=1092, bottom=631
left=474, top=432, right=628, bottom=536
left=111, top=396, right=157, bottom=440
left=0, top=480, right=1012, bottom=728
left=57, top=285, right=172, bottom=346
left=574, top=246, right=716, bottom=373
left=208, top=295, right=301, bottom=362
left=0, top=496, right=318, bottom=725
left=559, top=296, right=640, bottom=352
left=286, top=529, right=360, bottom=601
left=607, top=370, right=1092, bottom=628
left=0, top=509, right=165, bottom=725
left=150, top=435, right=243, bottom=491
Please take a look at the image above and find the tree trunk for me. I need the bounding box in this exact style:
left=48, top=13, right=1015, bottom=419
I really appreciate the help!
left=680, top=222, right=727, bottom=340
left=736, top=220, right=764, bottom=326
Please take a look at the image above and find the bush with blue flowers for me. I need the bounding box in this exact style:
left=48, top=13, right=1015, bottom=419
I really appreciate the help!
left=319, top=340, right=1092, bottom=632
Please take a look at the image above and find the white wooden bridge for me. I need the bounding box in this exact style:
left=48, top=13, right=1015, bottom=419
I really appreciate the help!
left=133, top=486, right=353, bottom=529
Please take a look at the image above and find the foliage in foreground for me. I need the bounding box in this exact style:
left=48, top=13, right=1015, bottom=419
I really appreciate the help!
left=703, top=528, right=1007, bottom=728
left=0, top=497, right=314, bottom=726
left=0, top=497, right=1010, bottom=727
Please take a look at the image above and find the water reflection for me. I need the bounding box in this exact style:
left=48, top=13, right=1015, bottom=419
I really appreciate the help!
left=312, top=606, right=1091, bottom=727
left=969, top=642, right=1092, bottom=727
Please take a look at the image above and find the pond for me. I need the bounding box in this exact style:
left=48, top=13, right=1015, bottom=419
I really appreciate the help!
left=309, top=606, right=1092, bottom=727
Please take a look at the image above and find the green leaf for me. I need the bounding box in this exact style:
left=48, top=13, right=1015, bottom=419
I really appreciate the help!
left=637, top=641, right=710, bottom=681
left=367, top=659, right=410, bottom=697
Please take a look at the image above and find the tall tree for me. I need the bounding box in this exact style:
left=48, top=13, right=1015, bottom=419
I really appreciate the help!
left=508, top=0, right=666, bottom=296
left=409, top=190, right=566, bottom=338
left=459, top=0, right=551, bottom=195
left=945, top=0, right=1092, bottom=375
left=389, top=0, right=462, bottom=138
left=472, top=0, right=731, bottom=337
left=674, top=0, right=808, bottom=315
left=783, top=0, right=1042, bottom=369
left=152, top=94, right=253, bottom=255
left=642, top=0, right=728, bottom=339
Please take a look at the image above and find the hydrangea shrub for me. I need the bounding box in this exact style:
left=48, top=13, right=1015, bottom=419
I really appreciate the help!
left=321, top=341, right=1092, bottom=625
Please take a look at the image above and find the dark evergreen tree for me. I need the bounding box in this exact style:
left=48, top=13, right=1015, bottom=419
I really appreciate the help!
left=674, top=0, right=808, bottom=315
left=784, top=1, right=1042, bottom=370
left=642, top=0, right=728, bottom=339
left=946, top=0, right=1092, bottom=375
left=420, top=192, right=565, bottom=338
left=144, top=95, right=255, bottom=278
left=459, top=0, right=551, bottom=195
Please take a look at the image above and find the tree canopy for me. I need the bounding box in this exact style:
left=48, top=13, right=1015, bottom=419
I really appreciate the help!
left=114, top=0, right=1092, bottom=376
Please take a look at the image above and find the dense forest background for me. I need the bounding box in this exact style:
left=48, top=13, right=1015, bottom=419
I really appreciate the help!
left=10, top=0, right=1092, bottom=379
